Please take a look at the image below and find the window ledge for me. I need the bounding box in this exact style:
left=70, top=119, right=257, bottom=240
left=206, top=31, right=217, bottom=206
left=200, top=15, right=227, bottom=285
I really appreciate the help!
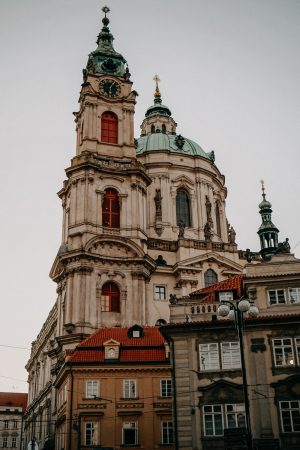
left=272, top=366, right=300, bottom=376
left=197, top=369, right=242, bottom=380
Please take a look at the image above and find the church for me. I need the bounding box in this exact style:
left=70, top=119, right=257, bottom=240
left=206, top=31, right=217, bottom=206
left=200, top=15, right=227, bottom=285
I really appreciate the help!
left=23, top=7, right=248, bottom=449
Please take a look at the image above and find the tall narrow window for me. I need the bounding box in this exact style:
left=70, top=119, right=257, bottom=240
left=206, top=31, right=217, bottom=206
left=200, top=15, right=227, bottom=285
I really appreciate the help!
left=176, top=190, right=191, bottom=227
left=216, top=203, right=221, bottom=237
left=101, top=282, right=120, bottom=312
left=204, top=269, right=218, bottom=287
left=102, top=188, right=120, bottom=228
left=162, top=124, right=166, bottom=134
left=101, top=112, right=118, bottom=144
left=151, top=124, right=155, bottom=134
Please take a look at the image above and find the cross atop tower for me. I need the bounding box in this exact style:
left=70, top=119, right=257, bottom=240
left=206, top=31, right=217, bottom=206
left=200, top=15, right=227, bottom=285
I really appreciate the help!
left=260, top=179, right=266, bottom=200
left=102, top=5, right=110, bottom=17
left=153, top=74, right=161, bottom=90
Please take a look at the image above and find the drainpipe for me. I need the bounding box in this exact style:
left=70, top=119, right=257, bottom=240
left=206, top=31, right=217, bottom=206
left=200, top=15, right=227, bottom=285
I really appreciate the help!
left=68, top=369, right=74, bottom=450
left=169, top=336, right=178, bottom=450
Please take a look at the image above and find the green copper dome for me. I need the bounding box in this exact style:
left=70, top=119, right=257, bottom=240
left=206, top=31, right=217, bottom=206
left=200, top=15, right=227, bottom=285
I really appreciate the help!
left=136, top=133, right=215, bottom=160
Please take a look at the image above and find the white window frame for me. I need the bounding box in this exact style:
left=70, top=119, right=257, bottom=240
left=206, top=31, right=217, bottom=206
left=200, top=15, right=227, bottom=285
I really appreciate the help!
left=85, top=422, right=95, bottom=446
left=199, top=343, right=220, bottom=371
left=203, top=404, right=245, bottom=436
left=221, top=342, right=241, bottom=370
left=279, top=400, right=300, bottom=432
left=289, top=288, right=300, bottom=304
left=123, top=379, right=137, bottom=399
left=11, top=437, right=17, bottom=448
left=268, top=289, right=286, bottom=305
left=154, top=285, right=166, bottom=300
left=122, top=422, right=138, bottom=445
left=272, top=338, right=295, bottom=367
left=86, top=380, right=99, bottom=399
left=160, top=379, right=172, bottom=397
left=203, top=404, right=224, bottom=436
left=161, top=420, right=174, bottom=444
left=225, top=404, right=246, bottom=429
left=2, top=437, right=8, bottom=448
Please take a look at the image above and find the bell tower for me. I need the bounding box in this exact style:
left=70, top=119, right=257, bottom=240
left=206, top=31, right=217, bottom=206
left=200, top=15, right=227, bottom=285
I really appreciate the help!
left=50, top=7, right=155, bottom=346
left=75, top=6, right=136, bottom=159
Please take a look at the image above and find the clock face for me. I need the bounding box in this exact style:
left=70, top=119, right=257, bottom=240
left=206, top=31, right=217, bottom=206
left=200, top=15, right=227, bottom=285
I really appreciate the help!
left=99, top=79, right=121, bottom=98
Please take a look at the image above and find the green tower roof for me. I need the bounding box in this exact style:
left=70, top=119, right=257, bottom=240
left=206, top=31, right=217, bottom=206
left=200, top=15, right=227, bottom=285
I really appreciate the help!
left=85, top=7, right=127, bottom=77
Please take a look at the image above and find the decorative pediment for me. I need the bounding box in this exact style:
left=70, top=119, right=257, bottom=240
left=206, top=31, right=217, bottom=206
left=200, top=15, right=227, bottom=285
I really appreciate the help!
left=271, top=375, right=300, bottom=400
left=85, top=237, right=145, bottom=259
left=103, top=339, right=120, bottom=347
left=199, top=380, right=243, bottom=404
left=178, top=252, right=244, bottom=273
left=171, top=174, right=194, bottom=187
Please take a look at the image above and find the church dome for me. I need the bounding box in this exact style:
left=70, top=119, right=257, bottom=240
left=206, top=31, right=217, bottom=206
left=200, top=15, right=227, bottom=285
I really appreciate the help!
left=136, top=133, right=214, bottom=161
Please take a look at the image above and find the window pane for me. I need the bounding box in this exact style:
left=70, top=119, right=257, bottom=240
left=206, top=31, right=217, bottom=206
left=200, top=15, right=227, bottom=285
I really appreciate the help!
left=176, top=190, right=191, bottom=227
left=199, top=343, right=219, bottom=371
left=221, top=342, right=241, bottom=369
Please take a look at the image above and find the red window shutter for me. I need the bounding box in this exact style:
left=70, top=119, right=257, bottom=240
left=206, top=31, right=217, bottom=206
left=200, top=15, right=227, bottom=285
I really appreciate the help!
left=102, top=189, right=120, bottom=228
left=101, top=283, right=120, bottom=313
left=101, top=112, right=118, bottom=144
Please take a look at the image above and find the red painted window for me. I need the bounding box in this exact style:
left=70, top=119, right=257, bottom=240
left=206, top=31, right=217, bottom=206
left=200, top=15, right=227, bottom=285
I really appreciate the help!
left=101, top=282, right=120, bottom=312
left=101, top=112, right=118, bottom=144
left=102, top=188, right=120, bottom=228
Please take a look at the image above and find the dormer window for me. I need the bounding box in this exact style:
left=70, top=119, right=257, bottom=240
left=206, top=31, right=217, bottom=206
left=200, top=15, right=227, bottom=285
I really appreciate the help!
left=104, top=339, right=120, bottom=360
left=128, top=324, right=144, bottom=338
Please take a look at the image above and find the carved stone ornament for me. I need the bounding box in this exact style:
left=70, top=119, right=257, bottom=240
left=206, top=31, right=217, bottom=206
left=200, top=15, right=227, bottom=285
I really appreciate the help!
left=174, top=134, right=185, bottom=149
left=204, top=221, right=213, bottom=241
left=276, top=238, right=291, bottom=254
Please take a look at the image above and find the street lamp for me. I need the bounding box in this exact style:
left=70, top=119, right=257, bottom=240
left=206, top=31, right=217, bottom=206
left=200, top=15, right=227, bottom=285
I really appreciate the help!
left=217, top=298, right=259, bottom=450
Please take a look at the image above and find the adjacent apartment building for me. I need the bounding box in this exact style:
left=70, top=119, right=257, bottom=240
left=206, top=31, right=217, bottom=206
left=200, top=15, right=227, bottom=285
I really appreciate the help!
left=54, top=325, right=173, bottom=450
left=0, top=392, right=28, bottom=449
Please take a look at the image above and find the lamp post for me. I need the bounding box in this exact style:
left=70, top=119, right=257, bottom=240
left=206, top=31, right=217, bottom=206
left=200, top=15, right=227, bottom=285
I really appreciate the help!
left=217, top=298, right=259, bottom=450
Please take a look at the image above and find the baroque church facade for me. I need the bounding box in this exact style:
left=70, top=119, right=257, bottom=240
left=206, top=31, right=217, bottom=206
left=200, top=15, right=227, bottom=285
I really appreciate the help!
left=24, top=8, right=246, bottom=449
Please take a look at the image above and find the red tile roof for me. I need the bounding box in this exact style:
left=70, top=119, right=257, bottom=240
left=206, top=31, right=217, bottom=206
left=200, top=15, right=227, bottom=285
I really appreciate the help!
left=0, top=392, right=28, bottom=412
left=190, top=274, right=243, bottom=302
left=67, top=326, right=168, bottom=364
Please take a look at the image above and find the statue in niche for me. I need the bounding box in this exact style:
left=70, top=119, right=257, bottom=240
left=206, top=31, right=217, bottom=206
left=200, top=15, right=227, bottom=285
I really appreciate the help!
left=228, top=225, right=236, bottom=244
left=178, top=220, right=185, bottom=238
left=204, top=221, right=213, bottom=241
left=154, top=189, right=162, bottom=221
left=205, top=195, right=212, bottom=220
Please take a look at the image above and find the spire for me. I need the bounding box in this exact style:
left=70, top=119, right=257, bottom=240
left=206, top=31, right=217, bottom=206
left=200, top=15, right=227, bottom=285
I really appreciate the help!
left=84, top=6, right=128, bottom=78
left=153, top=74, right=162, bottom=104
left=257, top=180, right=279, bottom=258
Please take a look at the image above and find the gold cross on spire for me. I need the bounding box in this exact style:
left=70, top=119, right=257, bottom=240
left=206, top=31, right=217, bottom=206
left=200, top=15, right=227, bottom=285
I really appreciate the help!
left=260, top=179, right=266, bottom=200
left=153, top=74, right=161, bottom=98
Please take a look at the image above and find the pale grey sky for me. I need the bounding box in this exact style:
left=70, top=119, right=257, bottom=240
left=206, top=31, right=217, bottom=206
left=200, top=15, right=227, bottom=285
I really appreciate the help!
left=0, top=0, right=299, bottom=391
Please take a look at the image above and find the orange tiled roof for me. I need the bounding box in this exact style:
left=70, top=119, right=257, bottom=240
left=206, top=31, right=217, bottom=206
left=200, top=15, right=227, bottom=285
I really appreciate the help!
left=190, top=274, right=243, bottom=302
left=67, top=326, right=168, bottom=364
left=0, top=392, right=28, bottom=412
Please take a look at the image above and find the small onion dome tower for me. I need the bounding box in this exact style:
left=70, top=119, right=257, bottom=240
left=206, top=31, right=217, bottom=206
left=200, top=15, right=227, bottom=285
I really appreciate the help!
left=257, top=180, right=279, bottom=258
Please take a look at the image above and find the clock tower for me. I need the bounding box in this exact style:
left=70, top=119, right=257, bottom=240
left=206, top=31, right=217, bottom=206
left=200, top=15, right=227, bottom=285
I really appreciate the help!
left=51, top=8, right=155, bottom=344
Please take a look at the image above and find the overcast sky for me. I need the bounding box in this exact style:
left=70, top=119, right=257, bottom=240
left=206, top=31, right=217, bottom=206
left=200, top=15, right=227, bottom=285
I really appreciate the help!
left=0, top=0, right=299, bottom=392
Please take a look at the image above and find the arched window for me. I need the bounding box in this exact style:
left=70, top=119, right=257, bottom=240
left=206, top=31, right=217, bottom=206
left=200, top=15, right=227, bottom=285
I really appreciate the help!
left=216, top=203, right=221, bottom=237
left=102, top=189, right=120, bottom=228
left=151, top=124, right=155, bottom=134
left=176, top=190, right=191, bottom=227
left=204, top=269, right=218, bottom=287
left=162, top=124, right=166, bottom=134
left=101, top=282, right=120, bottom=312
left=101, top=112, right=118, bottom=144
